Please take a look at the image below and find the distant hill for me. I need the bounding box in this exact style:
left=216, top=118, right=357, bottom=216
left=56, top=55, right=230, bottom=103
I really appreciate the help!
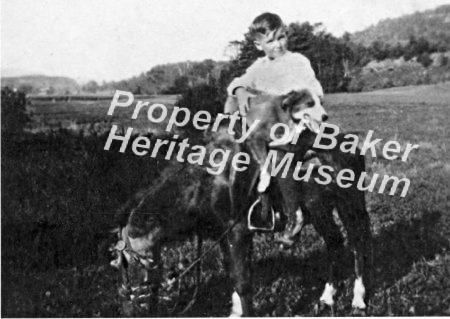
left=351, top=5, right=450, bottom=48
left=1, top=75, right=79, bottom=95
left=101, top=59, right=228, bottom=94
left=1, top=68, right=41, bottom=78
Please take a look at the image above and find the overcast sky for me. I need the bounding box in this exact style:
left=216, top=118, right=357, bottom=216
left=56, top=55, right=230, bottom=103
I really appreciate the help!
left=2, top=0, right=450, bottom=83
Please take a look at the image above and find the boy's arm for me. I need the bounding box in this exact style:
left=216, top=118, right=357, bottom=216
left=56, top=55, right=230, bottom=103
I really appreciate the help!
left=223, top=88, right=254, bottom=115
left=226, top=60, right=260, bottom=96
left=226, top=60, right=260, bottom=115
left=234, top=88, right=255, bottom=116
left=227, top=78, right=246, bottom=96
left=303, top=58, right=324, bottom=98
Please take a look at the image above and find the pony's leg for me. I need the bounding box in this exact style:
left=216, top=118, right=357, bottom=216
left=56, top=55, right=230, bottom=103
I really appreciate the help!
left=306, top=203, right=345, bottom=308
left=219, top=235, right=231, bottom=274
left=274, top=175, right=304, bottom=247
left=140, top=254, right=162, bottom=316
left=335, top=198, right=372, bottom=311
left=228, top=221, right=254, bottom=317
left=245, top=139, right=272, bottom=225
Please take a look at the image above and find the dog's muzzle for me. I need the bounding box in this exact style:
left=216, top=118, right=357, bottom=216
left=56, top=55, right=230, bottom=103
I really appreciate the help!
left=292, top=112, right=322, bottom=134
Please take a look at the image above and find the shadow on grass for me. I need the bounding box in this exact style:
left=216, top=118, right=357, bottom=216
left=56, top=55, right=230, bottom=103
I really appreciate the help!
left=4, top=211, right=445, bottom=317
left=159, top=210, right=447, bottom=317
left=162, top=274, right=232, bottom=317
left=371, top=210, right=447, bottom=287
left=170, top=210, right=447, bottom=317
left=247, top=210, right=447, bottom=316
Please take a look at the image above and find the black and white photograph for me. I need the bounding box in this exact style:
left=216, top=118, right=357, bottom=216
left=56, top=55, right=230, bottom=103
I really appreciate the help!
left=2, top=0, right=450, bottom=316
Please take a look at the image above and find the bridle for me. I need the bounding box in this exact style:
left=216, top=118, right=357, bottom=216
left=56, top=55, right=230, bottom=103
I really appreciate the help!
left=111, top=228, right=159, bottom=271
left=110, top=227, right=160, bottom=315
left=110, top=218, right=241, bottom=316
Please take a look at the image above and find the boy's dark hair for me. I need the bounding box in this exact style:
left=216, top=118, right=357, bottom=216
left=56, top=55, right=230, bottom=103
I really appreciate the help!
left=249, top=12, right=284, bottom=40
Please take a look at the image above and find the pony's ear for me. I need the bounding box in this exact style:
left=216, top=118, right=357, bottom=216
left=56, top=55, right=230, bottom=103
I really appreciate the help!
left=281, top=90, right=309, bottom=111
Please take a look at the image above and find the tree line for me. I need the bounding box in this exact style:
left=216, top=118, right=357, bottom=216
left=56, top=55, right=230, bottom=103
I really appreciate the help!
left=94, top=21, right=448, bottom=101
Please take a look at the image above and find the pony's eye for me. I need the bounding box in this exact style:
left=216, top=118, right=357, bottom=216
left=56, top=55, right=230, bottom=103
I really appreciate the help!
left=307, top=101, right=315, bottom=107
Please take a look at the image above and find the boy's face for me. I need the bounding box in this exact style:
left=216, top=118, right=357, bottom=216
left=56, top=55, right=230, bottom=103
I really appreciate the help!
left=254, top=27, right=287, bottom=59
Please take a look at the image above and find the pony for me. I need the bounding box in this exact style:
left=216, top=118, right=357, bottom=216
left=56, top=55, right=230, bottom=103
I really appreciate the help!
left=110, top=91, right=373, bottom=316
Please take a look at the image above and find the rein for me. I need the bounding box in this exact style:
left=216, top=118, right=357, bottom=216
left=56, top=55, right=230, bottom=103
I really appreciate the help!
left=163, top=218, right=240, bottom=292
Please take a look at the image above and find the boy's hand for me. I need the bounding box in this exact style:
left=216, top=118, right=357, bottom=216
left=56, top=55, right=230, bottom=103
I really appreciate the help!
left=235, top=88, right=255, bottom=116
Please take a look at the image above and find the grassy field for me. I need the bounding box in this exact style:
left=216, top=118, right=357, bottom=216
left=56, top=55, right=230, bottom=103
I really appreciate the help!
left=2, top=84, right=450, bottom=316
left=27, top=94, right=179, bottom=136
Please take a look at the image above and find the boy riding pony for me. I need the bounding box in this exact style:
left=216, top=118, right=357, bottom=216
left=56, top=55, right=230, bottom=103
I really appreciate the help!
left=225, top=12, right=326, bottom=243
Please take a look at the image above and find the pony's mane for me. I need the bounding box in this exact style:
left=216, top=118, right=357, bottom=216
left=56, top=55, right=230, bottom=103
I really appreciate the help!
left=114, top=162, right=190, bottom=227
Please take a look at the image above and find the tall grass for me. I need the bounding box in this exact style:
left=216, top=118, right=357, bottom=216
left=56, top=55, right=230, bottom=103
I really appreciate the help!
left=2, top=84, right=450, bottom=316
left=1, top=129, right=166, bottom=270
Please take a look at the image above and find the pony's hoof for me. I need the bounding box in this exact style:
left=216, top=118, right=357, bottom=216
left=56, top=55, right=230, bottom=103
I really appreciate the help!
left=314, top=301, right=335, bottom=316
left=313, top=302, right=321, bottom=315
left=351, top=307, right=367, bottom=316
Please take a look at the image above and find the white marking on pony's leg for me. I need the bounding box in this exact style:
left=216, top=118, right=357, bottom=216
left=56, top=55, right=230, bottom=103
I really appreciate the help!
left=352, top=277, right=366, bottom=309
left=257, top=169, right=270, bottom=193
left=229, top=291, right=243, bottom=317
left=290, top=208, right=305, bottom=235
left=319, top=283, right=336, bottom=306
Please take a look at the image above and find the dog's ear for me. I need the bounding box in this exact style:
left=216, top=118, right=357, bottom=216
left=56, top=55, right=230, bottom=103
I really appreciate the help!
left=281, top=91, right=296, bottom=111
left=281, top=90, right=309, bottom=111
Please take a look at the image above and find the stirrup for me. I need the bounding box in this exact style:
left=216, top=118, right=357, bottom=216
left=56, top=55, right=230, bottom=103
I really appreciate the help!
left=247, top=197, right=276, bottom=232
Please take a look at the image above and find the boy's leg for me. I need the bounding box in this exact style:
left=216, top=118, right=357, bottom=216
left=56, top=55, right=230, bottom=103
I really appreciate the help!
left=225, top=96, right=274, bottom=229
left=225, top=96, right=312, bottom=238
left=245, top=139, right=275, bottom=229
left=276, top=153, right=320, bottom=246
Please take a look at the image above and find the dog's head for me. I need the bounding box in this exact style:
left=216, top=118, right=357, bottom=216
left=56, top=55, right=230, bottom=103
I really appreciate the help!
left=281, top=89, right=328, bottom=133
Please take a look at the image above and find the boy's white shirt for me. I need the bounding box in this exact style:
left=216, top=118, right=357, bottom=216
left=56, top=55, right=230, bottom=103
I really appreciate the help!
left=227, top=51, right=323, bottom=97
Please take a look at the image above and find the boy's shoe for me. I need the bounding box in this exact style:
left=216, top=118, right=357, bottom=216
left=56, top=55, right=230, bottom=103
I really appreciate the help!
left=276, top=207, right=309, bottom=249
